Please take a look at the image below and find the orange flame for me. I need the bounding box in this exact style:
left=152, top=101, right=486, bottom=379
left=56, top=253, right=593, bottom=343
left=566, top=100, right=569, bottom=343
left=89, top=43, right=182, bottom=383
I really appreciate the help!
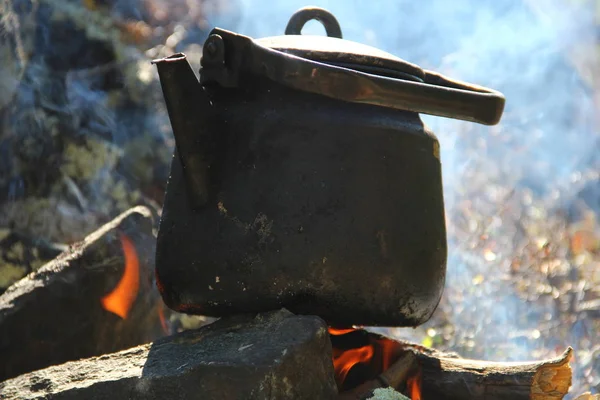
left=329, top=328, right=412, bottom=392
left=332, top=345, right=375, bottom=384
left=101, top=233, right=140, bottom=319
left=406, top=370, right=422, bottom=400
left=329, top=327, right=356, bottom=335
left=380, top=336, right=401, bottom=371
left=329, top=327, right=377, bottom=384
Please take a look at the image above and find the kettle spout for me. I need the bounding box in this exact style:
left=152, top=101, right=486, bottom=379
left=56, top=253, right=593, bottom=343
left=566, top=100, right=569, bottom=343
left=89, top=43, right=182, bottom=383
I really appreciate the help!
left=153, top=53, right=211, bottom=209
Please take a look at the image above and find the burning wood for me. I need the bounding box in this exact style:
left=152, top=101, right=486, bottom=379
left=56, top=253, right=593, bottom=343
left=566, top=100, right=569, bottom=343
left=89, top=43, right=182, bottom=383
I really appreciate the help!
left=333, top=344, right=375, bottom=384
left=405, top=370, right=421, bottom=400
left=337, top=352, right=418, bottom=400
left=0, top=206, right=164, bottom=382
left=332, top=329, right=573, bottom=400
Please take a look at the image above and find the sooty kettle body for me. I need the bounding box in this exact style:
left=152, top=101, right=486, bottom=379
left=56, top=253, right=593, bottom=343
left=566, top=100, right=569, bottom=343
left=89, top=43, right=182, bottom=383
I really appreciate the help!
left=153, top=7, right=505, bottom=327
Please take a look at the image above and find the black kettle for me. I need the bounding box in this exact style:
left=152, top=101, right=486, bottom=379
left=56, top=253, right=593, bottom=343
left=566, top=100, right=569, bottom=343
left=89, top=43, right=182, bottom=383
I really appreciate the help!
left=152, top=7, right=505, bottom=327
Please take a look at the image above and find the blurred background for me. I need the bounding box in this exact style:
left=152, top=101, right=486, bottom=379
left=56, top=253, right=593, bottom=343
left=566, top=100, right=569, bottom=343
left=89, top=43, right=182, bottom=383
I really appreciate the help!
left=1, top=0, right=599, bottom=397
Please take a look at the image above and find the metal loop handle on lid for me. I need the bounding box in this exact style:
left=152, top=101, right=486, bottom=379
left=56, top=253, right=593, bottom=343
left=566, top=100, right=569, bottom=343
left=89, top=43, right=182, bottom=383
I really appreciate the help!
left=285, top=6, right=343, bottom=38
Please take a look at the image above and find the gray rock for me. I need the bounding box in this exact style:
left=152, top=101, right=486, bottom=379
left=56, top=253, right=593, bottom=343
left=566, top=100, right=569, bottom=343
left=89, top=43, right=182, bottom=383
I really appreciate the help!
left=0, top=309, right=338, bottom=400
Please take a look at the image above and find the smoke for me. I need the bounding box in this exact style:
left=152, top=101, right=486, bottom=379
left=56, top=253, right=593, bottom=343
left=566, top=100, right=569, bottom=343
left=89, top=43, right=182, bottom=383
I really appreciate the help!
left=223, top=0, right=598, bottom=190
left=217, top=0, right=599, bottom=389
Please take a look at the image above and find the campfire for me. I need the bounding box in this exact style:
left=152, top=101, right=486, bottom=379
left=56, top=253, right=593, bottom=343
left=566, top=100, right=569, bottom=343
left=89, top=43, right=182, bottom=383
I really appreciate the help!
left=1, top=0, right=599, bottom=399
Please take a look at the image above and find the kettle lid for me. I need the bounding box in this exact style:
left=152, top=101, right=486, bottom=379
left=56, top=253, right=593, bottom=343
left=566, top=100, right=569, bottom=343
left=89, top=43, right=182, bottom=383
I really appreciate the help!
left=199, top=7, right=505, bottom=126
left=257, top=22, right=426, bottom=83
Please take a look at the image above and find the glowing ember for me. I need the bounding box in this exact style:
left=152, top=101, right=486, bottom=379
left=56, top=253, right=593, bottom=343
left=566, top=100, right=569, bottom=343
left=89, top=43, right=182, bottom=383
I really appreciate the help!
left=406, top=370, right=422, bottom=400
left=101, top=233, right=140, bottom=319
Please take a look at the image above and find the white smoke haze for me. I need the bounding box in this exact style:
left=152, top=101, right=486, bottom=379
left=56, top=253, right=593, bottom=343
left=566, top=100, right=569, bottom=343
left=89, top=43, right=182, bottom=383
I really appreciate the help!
left=212, top=0, right=600, bottom=395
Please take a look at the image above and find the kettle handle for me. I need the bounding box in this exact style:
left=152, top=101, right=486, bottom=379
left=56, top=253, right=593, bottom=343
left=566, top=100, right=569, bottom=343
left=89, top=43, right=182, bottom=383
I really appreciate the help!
left=200, top=28, right=505, bottom=126
left=280, top=7, right=505, bottom=125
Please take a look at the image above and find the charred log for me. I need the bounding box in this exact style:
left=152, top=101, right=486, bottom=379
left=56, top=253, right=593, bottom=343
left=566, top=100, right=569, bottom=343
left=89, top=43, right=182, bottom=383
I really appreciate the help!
left=335, top=331, right=573, bottom=400
left=0, top=206, right=164, bottom=382
left=412, top=344, right=572, bottom=400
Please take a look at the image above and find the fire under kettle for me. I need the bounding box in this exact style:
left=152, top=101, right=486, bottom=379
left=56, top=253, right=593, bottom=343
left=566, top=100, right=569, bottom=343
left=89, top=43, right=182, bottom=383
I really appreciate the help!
left=152, top=7, right=505, bottom=327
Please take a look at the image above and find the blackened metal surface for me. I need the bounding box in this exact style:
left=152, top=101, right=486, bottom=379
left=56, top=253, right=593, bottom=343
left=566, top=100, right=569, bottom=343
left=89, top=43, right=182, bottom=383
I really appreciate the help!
left=155, top=73, right=447, bottom=327
left=153, top=54, right=214, bottom=209
left=200, top=27, right=505, bottom=125
left=284, top=6, right=343, bottom=38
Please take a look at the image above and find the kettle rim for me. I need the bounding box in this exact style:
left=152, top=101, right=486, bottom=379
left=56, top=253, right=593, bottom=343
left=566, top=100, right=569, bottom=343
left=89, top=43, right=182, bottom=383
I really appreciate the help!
left=256, top=34, right=426, bottom=82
